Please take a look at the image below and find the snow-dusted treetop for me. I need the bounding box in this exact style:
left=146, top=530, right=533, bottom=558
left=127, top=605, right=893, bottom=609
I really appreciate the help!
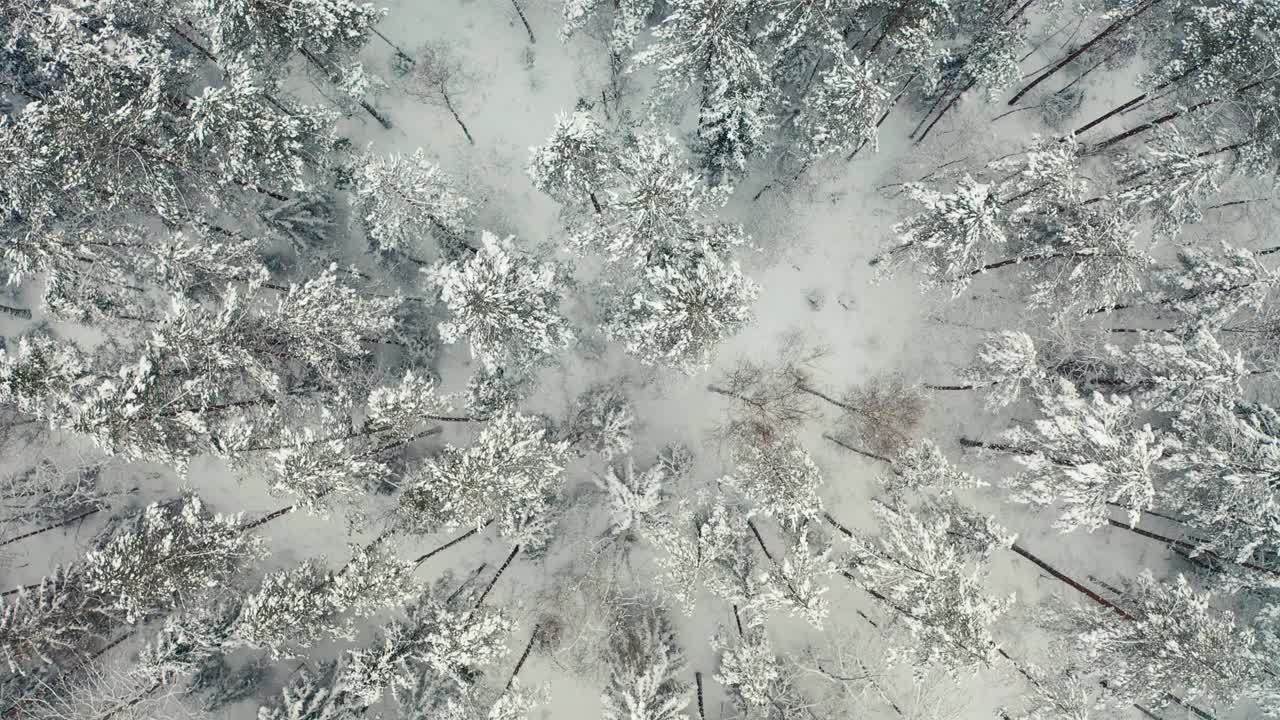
left=429, top=232, right=575, bottom=373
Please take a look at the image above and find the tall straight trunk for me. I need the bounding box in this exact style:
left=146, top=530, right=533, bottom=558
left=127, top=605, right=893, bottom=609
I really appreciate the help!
left=1007, top=0, right=1168, bottom=105
left=508, top=0, right=537, bottom=43
left=848, top=72, right=918, bottom=161
left=298, top=47, right=394, bottom=128
left=1091, top=73, right=1279, bottom=152
left=1074, top=63, right=1207, bottom=136
left=695, top=672, right=707, bottom=720
left=0, top=303, right=32, bottom=319
left=969, top=250, right=1070, bottom=275
left=241, top=503, right=298, bottom=531
left=910, top=90, right=951, bottom=139
left=1164, top=694, right=1215, bottom=720
left=823, top=433, right=893, bottom=464
left=371, top=27, right=415, bottom=65
left=917, top=76, right=978, bottom=143
left=1008, top=543, right=1133, bottom=619
left=1106, top=519, right=1279, bottom=576
left=0, top=508, right=101, bottom=548
left=446, top=562, right=489, bottom=604
left=1072, top=89, right=1148, bottom=135
left=868, top=1, right=916, bottom=56
left=413, top=522, right=490, bottom=567
left=441, top=89, right=475, bottom=144
left=476, top=545, right=521, bottom=606
left=504, top=625, right=540, bottom=691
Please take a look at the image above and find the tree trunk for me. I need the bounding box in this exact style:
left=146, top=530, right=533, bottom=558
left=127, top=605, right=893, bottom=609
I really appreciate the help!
left=0, top=507, right=101, bottom=548
left=695, top=672, right=707, bottom=720
left=508, top=0, right=537, bottom=43
left=0, top=303, right=32, bottom=319
left=1106, top=519, right=1279, bottom=577
left=823, top=433, right=893, bottom=464
left=959, top=437, right=1030, bottom=455
left=476, top=545, right=521, bottom=606
left=1008, top=542, right=1134, bottom=619
left=504, top=625, right=540, bottom=691
left=240, top=503, right=298, bottom=531
left=1164, top=694, right=1215, bottom=720
left=1072, top=90, right=1149, bottom=135
left=1007, top=0, right=1168, bottom=105
left=916, top=78, right=976, bottom=144
left=732, top=604, right=745, bottom=636
left=848, top=73, right=918, bottom=161
left=371, top=27, right=415, bottom=65
left=413, top=523, right=489, bottom=567
left=446, top=562, right=489, bottom=604
left=441, top=89, right=475, bottom=145
left=1091, top=73, right=1279, bottom=152
left=298, top=47, right=393, bottom=128
left=910, top=90, right=951, bottom=139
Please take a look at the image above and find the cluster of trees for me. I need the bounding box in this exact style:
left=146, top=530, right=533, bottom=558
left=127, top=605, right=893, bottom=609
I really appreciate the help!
left=2, top=0, right=1279, bottom=719
left=0, top=0, right=760, bottom=718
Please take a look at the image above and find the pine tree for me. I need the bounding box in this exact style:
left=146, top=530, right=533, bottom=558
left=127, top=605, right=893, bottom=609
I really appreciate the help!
left=231, top=543, right=417, bottom=660
left=354, top=147, right=473, bottom=258
left=885, top=438, right=984, bottom=497
left=710, top=626, right=809, bottom=719
left=632, top=0, right=776, bottom=182
left=398, top=411, right=571, bottom=548
left=840, top=502, right=1014, bottom=677
left=0, top=567, right=106, bottom=674
left=960, top=330, right=1046, bottom=409
left=570, top=128, right=728, bottom=264
left=560, top=0, right=657, bottom=57
left=1001, top=380, right=1165, bottom=533
left=197, top=0, right=387, bottom=113
left=603, top=242, right=758, bottom=374
left=256, top=661, right=364, bottom=720
left=341, top=590, right=512, bottom=703
left=595, top=458, right=667, bottom=537
left=878, top=175, right=1006, bottom=296
left=247, top=371, right=454, bottom=513
left=429, top=233, right=575, bottom=373
left=230, top=560, right=346, bottom=659
left=796, top=53, right=891, bottom=161
left=83, top=496, right=261, bottom=624
left=648, top=501, right=758, bottom=614
left=755, top=528, right=837, bottom=629
left=1117, top=329, right=1245, bottom=412
left=722, top=437, right=824, bottom=529
left=186, top=60, right=338, bottom=195
left=1069, top=572, right=1275, bottom=712
left=566, top=383, right=636, bottom=459
left=528, top=109, right=616, bottom=212
left=601, top=610, right=691, bottom=720
left=1157, top=245, right=1274, bottom=330
left=1163, top=402, right=1280, bottom=574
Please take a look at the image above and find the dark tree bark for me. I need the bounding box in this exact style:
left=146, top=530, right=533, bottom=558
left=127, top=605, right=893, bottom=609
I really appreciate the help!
left=1007, top=0, right=1169, bottom=105
left=504, top=624, right=540, bottom=691
left=413, top=522, right=490, bottom=567
left=476, top=544, right=521, bottom=606
left=508, top=0, right=537, bottom=43
left=0, top=508, right=102, bottom=548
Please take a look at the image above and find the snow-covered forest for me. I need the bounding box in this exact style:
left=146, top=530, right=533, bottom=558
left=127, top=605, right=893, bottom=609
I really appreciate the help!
left=1, top=0, right=1279, bottom=718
